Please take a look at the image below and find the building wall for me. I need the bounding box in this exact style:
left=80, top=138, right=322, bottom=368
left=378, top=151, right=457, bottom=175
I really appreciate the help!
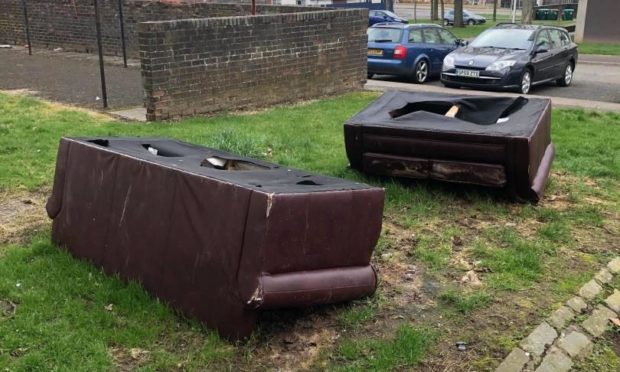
left=575, top=0, right=620, bottom=44
left=139, top=9, right=367, bottom=120
left=0, top=0, right=313, bottom=58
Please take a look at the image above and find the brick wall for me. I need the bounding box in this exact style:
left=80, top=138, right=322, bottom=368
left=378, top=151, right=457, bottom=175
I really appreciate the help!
left=139, top=9, right=367, bottom=120
left=0, top=0, right=315, bottom=57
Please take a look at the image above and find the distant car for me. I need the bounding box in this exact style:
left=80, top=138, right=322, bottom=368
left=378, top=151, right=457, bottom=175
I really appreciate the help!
left=369, top=10, right=408, bottom=27
left=441, top=24, right=578, bottom=94
left=367, top=23, right=465, bottom=83
left=444, top=9, right=487, bottom=26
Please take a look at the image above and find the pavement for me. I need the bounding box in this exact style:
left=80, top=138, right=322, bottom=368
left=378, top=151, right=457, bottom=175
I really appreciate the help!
left=0, top=46, right=142, bottom=110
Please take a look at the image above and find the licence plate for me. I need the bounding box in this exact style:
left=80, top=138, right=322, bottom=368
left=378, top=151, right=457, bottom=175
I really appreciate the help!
left=367, top=48, right=384, bottom=57
left=456, top=69, right=480, bottom=78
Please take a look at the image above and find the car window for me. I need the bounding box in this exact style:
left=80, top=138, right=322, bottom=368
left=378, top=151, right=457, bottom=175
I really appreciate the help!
left=559, top=31, right=571, bottom=46
left=536, top=30, right=551, bottom=50
left=368, top=28, right=403, bottom=43
left=548, top=29, right=563, bottom=49
left=438, top=29, right=457, bottom=45
left=408, top=28, right=424, bottom=43
left=369, top=11, right=379, bottom=17
left=422, top=28, right=442, bottom=44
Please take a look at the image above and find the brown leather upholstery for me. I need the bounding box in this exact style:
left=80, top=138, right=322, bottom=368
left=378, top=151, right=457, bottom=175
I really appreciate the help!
left=46, top=137, right=384, bottom=339
left=344, top=91, right=555, bottom=202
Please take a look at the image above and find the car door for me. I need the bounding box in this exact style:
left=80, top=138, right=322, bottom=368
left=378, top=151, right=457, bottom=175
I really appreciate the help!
left=548, top=29, right=569, bottom=78
left=437, top=28, right=459, bottom=55
left=531, top=29, right=555, bottom=82
left=421, top=28, right=445, bottom=74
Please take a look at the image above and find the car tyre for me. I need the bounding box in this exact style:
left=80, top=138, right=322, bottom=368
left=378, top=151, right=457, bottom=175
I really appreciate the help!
left=444, top=19, right=449, bottom=26
left=557, top=63, right=573, bottom=87
left=468, top=19, right=476, bottom=26
left=367, top=72, right=375, bottom=79
left=411, top=59, right=429, bottom=84
left=518, top=69, right=532, bottom=94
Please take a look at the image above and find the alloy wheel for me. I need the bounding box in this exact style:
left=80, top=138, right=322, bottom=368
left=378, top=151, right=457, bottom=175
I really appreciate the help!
left=564, top=65, right=573, bottom=85
left=521, top=71, right=531, bottom=94
left=416, top=61, right=428, bottom=83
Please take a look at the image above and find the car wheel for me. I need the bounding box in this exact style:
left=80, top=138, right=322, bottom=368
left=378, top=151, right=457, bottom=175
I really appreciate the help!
left=444, top=19, right=449, bottom=26
left=519, top=69, right=532, bottom=94
left=411, top=59, right=429, bottom=84
left=557, top=63, right=573, bottom=87
left=468, top=19, right=475, bottom=26
left=367, top=72, right=374, bottom=79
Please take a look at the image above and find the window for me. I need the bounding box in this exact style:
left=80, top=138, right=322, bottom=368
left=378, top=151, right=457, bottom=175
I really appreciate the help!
left=438, top=29, right=457, bottom=45
left=368, top=28, right=403, bottom=43
left=560, top=31, right=571, bottom=46
left=536, top=30, right=551, bottom=50
left=548, top=29, right=563, bottom=49
left=422, top=28, right=442, bottom=44
left=408, top=29, right=424, bottom=43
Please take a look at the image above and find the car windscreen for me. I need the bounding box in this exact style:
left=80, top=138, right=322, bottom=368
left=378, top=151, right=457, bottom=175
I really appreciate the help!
left=470, top=29, right=534, bottom=50
left=368, top=28, right=403, bottom=43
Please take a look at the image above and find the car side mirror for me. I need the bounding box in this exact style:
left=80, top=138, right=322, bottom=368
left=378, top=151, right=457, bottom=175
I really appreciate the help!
left=535, top=46, right=549, bottom=54
left=456, top=39, right=468, bottom=47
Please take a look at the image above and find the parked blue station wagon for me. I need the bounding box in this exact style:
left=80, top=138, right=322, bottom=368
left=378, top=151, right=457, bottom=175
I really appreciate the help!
left=367, top=23, right=465, bottom=84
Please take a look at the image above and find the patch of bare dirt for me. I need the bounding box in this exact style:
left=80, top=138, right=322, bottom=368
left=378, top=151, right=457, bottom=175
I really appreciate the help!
left=108, top=347, right=151, bottom=371
left=0, top=190, right=49, bottom=245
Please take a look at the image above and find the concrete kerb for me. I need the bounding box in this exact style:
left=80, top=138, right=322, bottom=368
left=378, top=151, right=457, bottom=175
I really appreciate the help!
left=495, top=256, right=620, bottom=372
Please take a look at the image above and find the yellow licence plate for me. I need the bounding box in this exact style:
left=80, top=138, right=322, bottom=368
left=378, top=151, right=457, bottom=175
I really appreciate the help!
left=368, top=49, right=384, bottom=57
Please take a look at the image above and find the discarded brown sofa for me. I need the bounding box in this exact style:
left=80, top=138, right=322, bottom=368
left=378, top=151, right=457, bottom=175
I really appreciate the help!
left=46, top=137, right=384, bottom=339
left=344, top=91, right=554, bottom=202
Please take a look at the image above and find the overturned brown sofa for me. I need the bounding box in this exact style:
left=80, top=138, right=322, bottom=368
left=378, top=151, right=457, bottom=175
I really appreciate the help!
left=46, top=137, right=384, bottom=339
left=345, top=91, right=555, bottom=202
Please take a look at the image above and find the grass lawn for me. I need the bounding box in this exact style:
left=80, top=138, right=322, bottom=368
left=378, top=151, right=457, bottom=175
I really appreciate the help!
left=1, top=92, right=619, bottom=370
left=408, top=17, right=574, bottom=40
left=577, top=43, right=620, bottom=56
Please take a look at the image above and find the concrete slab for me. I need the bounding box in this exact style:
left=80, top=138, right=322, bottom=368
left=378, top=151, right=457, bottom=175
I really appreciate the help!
left=110, top=107, right=147, bottom=122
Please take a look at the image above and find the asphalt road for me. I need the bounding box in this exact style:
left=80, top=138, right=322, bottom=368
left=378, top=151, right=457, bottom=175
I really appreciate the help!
left=370, top=60, right=620, bottom=104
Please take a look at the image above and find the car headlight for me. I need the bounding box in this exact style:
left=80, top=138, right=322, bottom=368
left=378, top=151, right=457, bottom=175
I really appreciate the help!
left=486, top=60, right=517, bottom=72
left=443, top=55, right=455, bottom=71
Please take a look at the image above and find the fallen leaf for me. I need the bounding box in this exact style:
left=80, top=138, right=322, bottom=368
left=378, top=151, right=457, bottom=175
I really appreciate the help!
left=104, top=304, right=113, bottom=311
left=460, top=270, right=483, bottom=287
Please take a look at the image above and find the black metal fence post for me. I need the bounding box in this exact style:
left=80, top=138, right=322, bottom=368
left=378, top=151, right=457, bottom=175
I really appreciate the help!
left=94, top=0, right=108, bottom=108
left=21, top=0, right=32, bottom=55
left=118, top=0, right=127, bottom=68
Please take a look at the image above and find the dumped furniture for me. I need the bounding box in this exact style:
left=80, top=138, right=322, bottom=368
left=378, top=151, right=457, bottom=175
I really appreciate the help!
left=344, top=91, right=554, bottom=202
left=46, top=137, right=384, bottom=339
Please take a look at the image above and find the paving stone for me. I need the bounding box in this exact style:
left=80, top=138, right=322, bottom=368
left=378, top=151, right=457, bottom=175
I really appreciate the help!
left=547, top=306, right=575, bottom=330
left=535, top=346, right=573, bottom=372
left=557, top=330, right=592, bottom=358
left=594, top=268, right=613, bottom=284
left=581, top=305, right=616, bottom=337
left=566, top=296, right=588, bottom=314
left=520, top=322, right=558, bottom=357
left=578, top=279, right=602, bottom=300
left=607, top=257, right=620, bottom=274
left=604, top=289, right=620, bottom=314
left=495, top=347, right=530, bottom=372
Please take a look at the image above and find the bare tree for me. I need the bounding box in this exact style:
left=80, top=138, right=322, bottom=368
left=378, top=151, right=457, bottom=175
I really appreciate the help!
left=454, top=0, right=464, bottom=27
left=440, top=0, right=445, bottom=25
left=493, top=0, right=498, bottom=22
left=522, top=0, right=534, bottom=24
left=431, top=0, right=438, bottom=21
